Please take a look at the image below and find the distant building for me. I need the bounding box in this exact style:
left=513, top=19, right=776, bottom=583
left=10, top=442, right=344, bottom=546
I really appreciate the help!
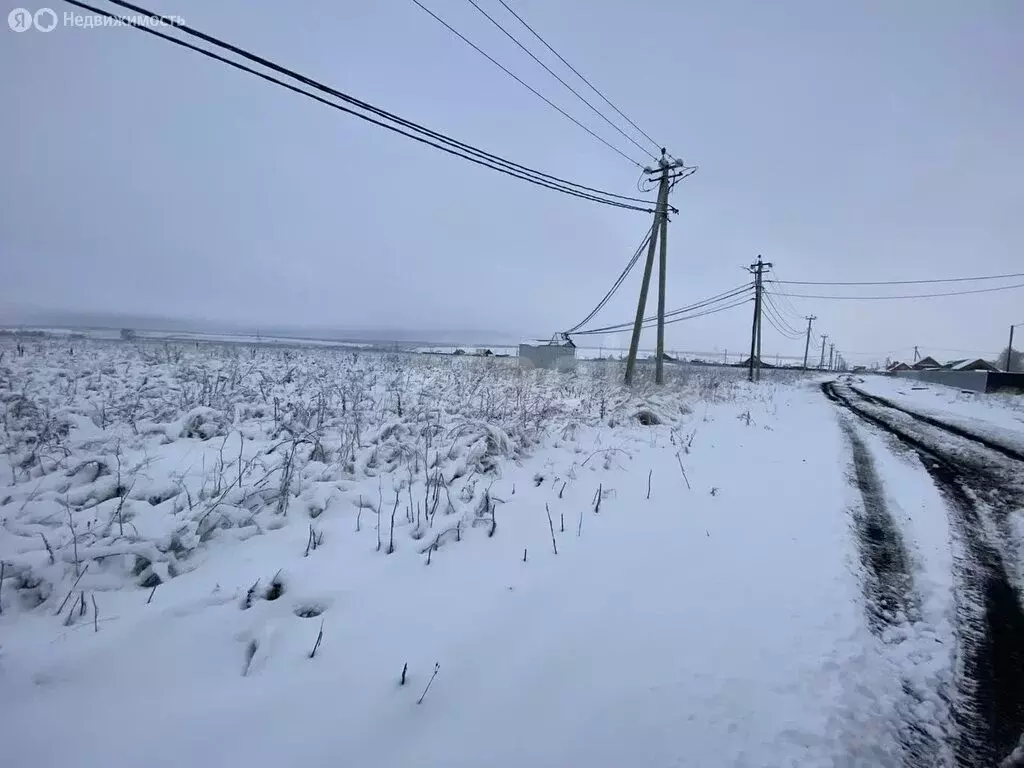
left=912, top=356, right=941, bottom=370
left=887, top=361, right=911, bottom=373
left=944, top=358, right=999, bottom=372
left=120, top=328, right=135, bottom=340
left=519, top=335, right=576, bottom=371
left=736, top=356, right=775, bottom=369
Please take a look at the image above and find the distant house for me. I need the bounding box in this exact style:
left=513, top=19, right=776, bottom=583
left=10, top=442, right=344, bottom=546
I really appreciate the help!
left=120, top=328, right=135, bottom=341
left=945, top=358, right=999, bottom=372
left=912, top=356, right=941, bottom=370
left=887, top=361, right=911, bottom=373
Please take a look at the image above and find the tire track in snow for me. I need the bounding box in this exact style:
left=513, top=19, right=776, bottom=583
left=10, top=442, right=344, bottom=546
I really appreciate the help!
left=824, top=380, right=1024, bottom=766
left=848, top=385, right=1024, bottom=464
left=838, top=417, right=920, bottom=633
left=836, top=415, right=945, bottom=767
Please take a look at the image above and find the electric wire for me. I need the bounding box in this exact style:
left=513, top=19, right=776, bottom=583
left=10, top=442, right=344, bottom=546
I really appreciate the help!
left=88, top=0, right=656, bottom=211
left=464, top=0, right=657, bottom=162
left=410, top=0, right=647, bottom=168
left=760, top=290, right=805, bottom=338
left=573, top=296, right=751, bottom=336
left=564, top=222, right=655, bottom=333
left=771, top=271, right=1024, bottom=286
left=572, top=284, right=753, bottom=336
left=761, top=305, right=805, bottom=340
left=494, top=0, right=663, bottom=155
left=768, top=282, right=1024, bottom=300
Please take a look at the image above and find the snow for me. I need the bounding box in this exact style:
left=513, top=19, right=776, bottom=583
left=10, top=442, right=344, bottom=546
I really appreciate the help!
left=855, top=374, right=1024, bottom=451
left=1, top=339, right=1020, bottom=766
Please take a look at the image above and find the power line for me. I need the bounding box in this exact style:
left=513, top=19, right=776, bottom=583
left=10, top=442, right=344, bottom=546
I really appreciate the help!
left=762, top=270, right=806, bottom=319
left=87, top=0, right=655, bottom=212
left=464, top=0, right=657, bottom=162
left=574, top=296, right=750, bottom=336
left=772, top=271, right=1024, bottom=286
left=761, top=308, right=805, bottom=340
left=494, top=0, right=662, bottom=155
left=769, top=282, right=1024, bottom=300
left=760, top=299, right=804, bottom=339
left=564, top=223, right=655, bottom=333
left=410, top=0, right=647, bottom=168
left=574, top=283, right=752, bottom=335
left=760, top=289, right=804, bottom=337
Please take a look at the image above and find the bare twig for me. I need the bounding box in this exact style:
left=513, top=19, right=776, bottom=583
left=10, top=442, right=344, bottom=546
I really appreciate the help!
left=147, top=583, right=158, bottom=604
left=417, top=662, right=440, bottom=705
left=647, top=469, right=652, bottom=500
left=54, top=563, right=90, bottom=616
left=400, top=662, right=408, bottom=686
left=309, top=618, right=325, bottom=659
left=91, top=593, right=99, bottom=632
left=594, top=484, right=603, bottom=514
left=545, top=504, right=558, bottom=555
left=39, top=532, right=55, bottom=564
left=674, top=452, right=691, bottom=490
left=387, top=490, right=398, bottom=555
left=66, top=505, right=80, bottom=576
left=0, top=561, right=4, bottom=615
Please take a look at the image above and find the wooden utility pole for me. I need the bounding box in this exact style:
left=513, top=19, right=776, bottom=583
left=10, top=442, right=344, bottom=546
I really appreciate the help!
left=802, top=315, right=817, bottom=371
left=818, top=335, right=827, bottom=369
left=828, top=342, right=835, bottom=371
left=655, top=192, right=670, bottom=384
left=913, top=345, right=920, bottom=363
left=624, top=151, right=688, bottom=386
left=747, top=256, right=772, bottom=382
left=1008, top=324, right=1017, bottom=372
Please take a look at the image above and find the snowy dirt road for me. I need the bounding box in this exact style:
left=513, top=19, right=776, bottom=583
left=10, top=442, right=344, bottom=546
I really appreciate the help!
left=4, top=343, right=1024, bottom=768
left=824, top=378, right=1024, bottom=767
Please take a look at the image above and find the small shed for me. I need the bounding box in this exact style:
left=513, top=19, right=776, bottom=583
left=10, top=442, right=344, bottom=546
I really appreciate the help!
left=519, top=336, right=576, bottom=371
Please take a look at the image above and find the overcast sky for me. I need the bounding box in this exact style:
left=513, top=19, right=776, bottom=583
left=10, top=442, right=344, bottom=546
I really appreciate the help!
left=3, top=0, right=1022, bottom=363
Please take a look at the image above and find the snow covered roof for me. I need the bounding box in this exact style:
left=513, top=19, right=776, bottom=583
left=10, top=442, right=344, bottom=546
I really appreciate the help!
left=948, top=358, right=998, bottom=372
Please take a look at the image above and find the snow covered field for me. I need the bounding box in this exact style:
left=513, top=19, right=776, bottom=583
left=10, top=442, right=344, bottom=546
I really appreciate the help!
left=2, top=339, right=1023, bottom=767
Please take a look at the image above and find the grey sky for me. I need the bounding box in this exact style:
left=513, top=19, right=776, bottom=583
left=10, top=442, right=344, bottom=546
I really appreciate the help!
left=2, top=0, right=1022, bottom=363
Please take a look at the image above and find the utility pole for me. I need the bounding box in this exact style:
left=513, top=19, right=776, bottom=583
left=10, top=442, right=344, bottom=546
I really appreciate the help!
left=828, top=343, right=835, bottom=371
left=801, top=315, right=817, bottom=371
left=1008, top=324, right=1017, bottom=372
left=624, top=150, right=688, bottom=386
left=913, top=345, right=920, bottom=363
left=747, top=256, right=772, bottom=382
left=818, top=334, right=828, bottom=370
left=655, top=186, right=670, bottom=384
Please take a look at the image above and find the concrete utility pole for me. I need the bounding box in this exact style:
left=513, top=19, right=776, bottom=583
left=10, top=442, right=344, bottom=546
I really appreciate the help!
left=1008, top=323, right=1020, bottom=372
left=818, top=334, right=828, bottom=370
left=624, top=150, right=688, bottom=386
left=747, top=255, right=772, bottom=382
left=828, top=342, right=835, bottom=371
left=802, top=315, right=817, bottom=371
